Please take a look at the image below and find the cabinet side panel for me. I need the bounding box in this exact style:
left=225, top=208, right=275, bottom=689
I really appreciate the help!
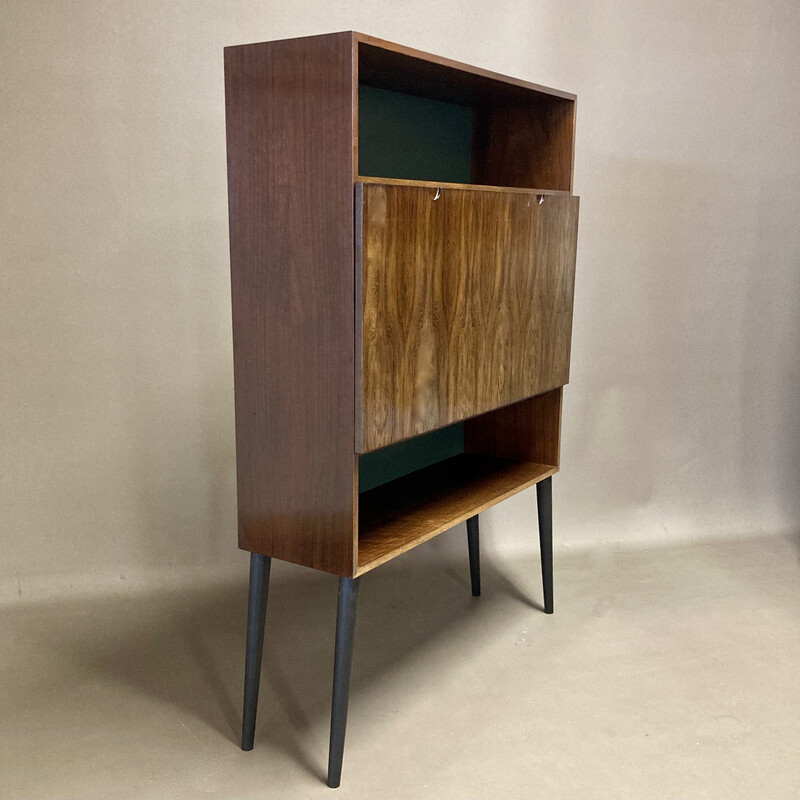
left=464, top=388, right=562, bottom=468
left=472, top=98, right=576, bottom=191
left=225, top=34, right=356, bottom=576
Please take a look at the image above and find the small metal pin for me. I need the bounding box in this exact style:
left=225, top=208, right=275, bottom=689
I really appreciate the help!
left=433, top=187, right=441, bottom=201
left=538, top=195, right=545, bottom=205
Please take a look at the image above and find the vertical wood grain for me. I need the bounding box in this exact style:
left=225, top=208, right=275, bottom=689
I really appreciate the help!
left=472, top=99, right=576, bottom=192
left=464, top=388, right=563, bottom=467
left=357, top=183, right=579, bottom=452
left=225, top=33, right=357, bottom=576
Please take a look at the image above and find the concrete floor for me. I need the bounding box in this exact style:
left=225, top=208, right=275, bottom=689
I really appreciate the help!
left=1, top=534, right=798, bottom=799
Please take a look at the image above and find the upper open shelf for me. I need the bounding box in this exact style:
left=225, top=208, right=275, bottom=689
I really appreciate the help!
left=355, top=33, right=576, bottom=193
left=356, top=33, right=575, bottom=105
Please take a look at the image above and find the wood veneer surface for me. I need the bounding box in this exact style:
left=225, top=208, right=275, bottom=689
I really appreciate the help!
left=225, top=32, right=357, bottom=576
left=473, top=101, right=577, bottom=192
left=465, top=388, right=563, bottom=468
left=357, top=182, right=579, bottom=452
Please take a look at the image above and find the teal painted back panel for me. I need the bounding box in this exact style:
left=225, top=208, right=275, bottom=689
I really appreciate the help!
left=358, top=423, right=465, bottom=493
left=358, top=85, right=473, bottom=183
left=357, top=85, right=474, bottom=492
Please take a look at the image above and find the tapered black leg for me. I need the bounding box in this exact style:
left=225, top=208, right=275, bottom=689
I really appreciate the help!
left=327, top=576, right=360, bottom=788
left=536, top=477, right=554, bottom=614
left=242, top=553, right=271, bottom=751
left=466, top=515, right=481, bottom=596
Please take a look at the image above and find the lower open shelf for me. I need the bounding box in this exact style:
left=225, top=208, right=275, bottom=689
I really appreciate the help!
left=356, top=453, right=556, bottom=575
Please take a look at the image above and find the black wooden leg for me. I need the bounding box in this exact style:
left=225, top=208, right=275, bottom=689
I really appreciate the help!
left=327, top=576, right=360, bottom=788
left=537, top=477, right=554, bottom=614
left=466, top=515, right=481, bottom=596
left=242, top=553, right=271, bottom=751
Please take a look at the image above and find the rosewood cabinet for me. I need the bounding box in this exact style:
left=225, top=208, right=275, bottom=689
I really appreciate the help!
left=224, top=31, right=579, bottom=787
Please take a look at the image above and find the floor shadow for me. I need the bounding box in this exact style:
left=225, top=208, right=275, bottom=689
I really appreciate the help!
left=46, top=553, right=544, bottom=779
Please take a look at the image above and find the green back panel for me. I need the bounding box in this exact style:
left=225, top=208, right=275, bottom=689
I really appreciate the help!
left=357, top=85, right=473, bottom=182
left=358, top=423, right=466, bottom=493
left=357, top=85, right=473, bottom=492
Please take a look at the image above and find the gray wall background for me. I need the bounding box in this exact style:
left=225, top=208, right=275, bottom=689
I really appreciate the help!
left=2, top=0, right=798, bottom=601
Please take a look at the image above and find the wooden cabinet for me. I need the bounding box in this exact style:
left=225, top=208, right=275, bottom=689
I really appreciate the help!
left=224, top=31, right=579, bottom=787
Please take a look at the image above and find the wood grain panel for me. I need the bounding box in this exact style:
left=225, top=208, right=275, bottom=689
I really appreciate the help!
left=465, top=388, right=563, bottom=468
left=473, top=100, right=577, bottom=192
left=357, top=182, right=579, bottom=452
left=357, top=454, right=556, bottom=574
left=225, top=32, right=357, bottom=576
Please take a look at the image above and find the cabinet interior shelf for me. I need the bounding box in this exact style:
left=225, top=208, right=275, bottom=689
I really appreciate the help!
left=356, top=175, right=571, bottom=195
left=357, top=453, right=556, bottom=574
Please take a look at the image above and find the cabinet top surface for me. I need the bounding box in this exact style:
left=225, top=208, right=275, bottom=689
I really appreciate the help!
left=224, top=31, right=576, bottom=103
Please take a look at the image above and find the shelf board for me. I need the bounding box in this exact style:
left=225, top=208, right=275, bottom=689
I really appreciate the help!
left=357, top=175, right=570, bottom=196
left=357, top=453, right=556, bottom=575
left=355, top=32, right=576, bottom=105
